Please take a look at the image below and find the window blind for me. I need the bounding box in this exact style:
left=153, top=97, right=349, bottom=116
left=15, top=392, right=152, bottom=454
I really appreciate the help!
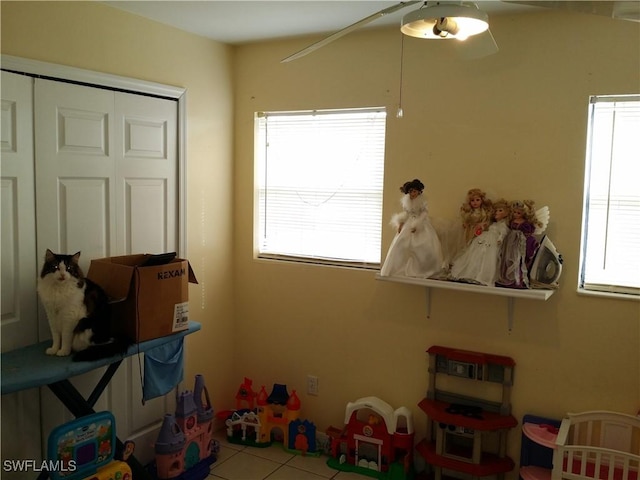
left=256, top=108, right=387, bottom=266
left=580, top=95, right=640, bottom=295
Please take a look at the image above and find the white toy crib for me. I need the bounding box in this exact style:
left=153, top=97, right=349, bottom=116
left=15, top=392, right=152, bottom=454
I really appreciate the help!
left=552, top=411, right=640, bottom=480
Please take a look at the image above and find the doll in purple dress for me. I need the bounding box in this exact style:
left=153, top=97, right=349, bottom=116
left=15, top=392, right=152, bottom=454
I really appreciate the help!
left=496, top=200, right=545, bottom=289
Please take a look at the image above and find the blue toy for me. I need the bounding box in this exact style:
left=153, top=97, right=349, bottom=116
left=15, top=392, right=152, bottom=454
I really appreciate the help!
left=47, top=411, right=132, bottom=480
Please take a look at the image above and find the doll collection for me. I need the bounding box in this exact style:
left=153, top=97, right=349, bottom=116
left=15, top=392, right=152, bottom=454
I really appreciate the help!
left=380, top=180, right=560, bottom=289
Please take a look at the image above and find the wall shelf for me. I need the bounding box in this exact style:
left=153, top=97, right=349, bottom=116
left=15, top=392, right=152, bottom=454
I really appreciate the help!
left=375, top=274, right=555, bottom=331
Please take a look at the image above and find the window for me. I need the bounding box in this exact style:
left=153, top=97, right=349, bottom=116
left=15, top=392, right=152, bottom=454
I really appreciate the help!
left=256, top=107, right=386, bottom=268
left=579, top=95, right=640, bottom=297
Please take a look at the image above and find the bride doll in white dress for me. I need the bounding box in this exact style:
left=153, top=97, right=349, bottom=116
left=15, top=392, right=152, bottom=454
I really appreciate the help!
left=450, top=199, right=511, bottom=286
left=380, top=179, right=444, bottom=279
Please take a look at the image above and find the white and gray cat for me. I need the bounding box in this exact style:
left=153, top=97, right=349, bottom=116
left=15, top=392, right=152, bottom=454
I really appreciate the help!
left=37, top=249, right=132, bottom=362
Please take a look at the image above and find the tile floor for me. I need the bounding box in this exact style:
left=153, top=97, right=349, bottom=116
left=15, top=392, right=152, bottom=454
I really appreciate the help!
left=209, top=430, right=372, bottom=480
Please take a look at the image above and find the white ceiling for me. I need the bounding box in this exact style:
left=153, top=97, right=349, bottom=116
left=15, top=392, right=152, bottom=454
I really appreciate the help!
left=102, top=1, right=538, bottom=45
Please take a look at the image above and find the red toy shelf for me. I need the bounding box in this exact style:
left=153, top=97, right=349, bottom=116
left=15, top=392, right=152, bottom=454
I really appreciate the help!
left=417, top=346, right=517, bottom=480
left=418, top=398, right=518, bottom=431
left=427, top=346, right=515, bottom=368
left=416, top=439, right=515, bottom=476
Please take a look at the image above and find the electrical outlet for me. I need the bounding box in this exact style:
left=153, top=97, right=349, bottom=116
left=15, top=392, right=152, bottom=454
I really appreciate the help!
left=307, top=375, right=319, bottom=396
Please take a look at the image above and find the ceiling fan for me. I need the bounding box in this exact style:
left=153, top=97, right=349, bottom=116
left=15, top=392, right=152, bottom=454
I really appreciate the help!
left=281, top=0, right=640, bottom=63
left=504, top=1, right=640, bottom=21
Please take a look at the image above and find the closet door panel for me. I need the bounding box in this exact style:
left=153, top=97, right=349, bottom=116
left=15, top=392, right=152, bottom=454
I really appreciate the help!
left=34, top=77, right=118, bottom=447
left=57, top=107, right=109, bottom=155
left=113, top=91, right=178, bottom=463
left=58, top=178, right=111, bottom=255
left=0, top=70, right=41, bottom=474
left=34, top=78, right=116, bottom=271
left=1, top=177, right=19, bottom=317
left=0, top=71, right=38, bottom=352
left=115, top=92, right=177, bottom=256
left=124, top=115, right=167, bottom=159
left=125, top=178, right=167, bottom=253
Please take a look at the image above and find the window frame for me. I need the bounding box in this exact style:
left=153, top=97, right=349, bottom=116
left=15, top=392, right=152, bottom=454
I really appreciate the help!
left=577, top=94, right=640, bottom=300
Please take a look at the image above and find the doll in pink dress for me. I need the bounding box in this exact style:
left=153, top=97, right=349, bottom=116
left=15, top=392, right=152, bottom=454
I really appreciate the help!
left=380, top=179, right=444, bottom=279
left=496, top=200, right=544, bottom=288
left=451, top=199, right=511, bottom=286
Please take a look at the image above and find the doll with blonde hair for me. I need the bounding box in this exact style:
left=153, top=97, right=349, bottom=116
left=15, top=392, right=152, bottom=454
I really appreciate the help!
left=451, top=198, right=511, bottom=286
left=460, top=188, right=493, bottom=244
left=380, top=179, right=444, bottom=279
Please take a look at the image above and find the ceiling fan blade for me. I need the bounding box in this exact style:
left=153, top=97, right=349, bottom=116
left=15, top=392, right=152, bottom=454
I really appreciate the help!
left=453, top=28, right=499, bottom=60
left=503, top=1, right=640, bottom=21
left=281, top=1, right=420, bottom=63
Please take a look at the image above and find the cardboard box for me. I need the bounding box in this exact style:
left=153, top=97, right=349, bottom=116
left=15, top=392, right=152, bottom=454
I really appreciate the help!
left=87, top=253, right=198, bottom=343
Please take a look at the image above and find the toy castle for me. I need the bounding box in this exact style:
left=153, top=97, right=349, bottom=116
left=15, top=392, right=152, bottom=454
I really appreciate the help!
left=224, top=377, right=317, bottom=454
left=154, top=375, right=218, bottom=480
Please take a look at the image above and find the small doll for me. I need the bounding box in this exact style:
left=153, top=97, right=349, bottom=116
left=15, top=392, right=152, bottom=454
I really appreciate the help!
left=460, top=188, right=493, bottom=244
left=450, top=198, right=511, bottom=286
left=380, top=179, right=444, bottom=279
left=496, top=200, right=548, bottom=289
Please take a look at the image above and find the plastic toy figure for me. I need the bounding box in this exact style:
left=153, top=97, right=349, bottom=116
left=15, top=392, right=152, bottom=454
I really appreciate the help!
left=496, top=200, right=548, bottom=289
left=450, top=199, right=511, bottom=286
left=380, top=179, right=444, bottom=279
left=460, top=188, right=493, bottom=244
left=295, top=425, right=309, bottom=456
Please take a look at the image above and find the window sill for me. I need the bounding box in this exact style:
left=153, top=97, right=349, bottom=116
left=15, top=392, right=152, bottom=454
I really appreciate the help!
left=576, top=288, right=639, bottom=302
left=257, top=254, right=380, bottom=270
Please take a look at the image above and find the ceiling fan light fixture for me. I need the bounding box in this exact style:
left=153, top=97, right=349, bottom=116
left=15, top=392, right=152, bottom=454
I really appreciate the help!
left=433, top=17, right=460, bottom=37
left=401, top=2, right=489, bottom=40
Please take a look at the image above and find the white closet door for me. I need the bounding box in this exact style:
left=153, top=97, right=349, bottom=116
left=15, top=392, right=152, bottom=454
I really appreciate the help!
left=34, top=78, right=116, bottom=272
left=34, top=77, right=119, bottom=450
left=1, top=71, right=42, bottom=474
left=111, top=90, right=179, bottom=463
left=1, top=71, right=38, bottom=351
left=115, top=90, right=177, bottom=255
left=34, top=78, right=179, bottom=465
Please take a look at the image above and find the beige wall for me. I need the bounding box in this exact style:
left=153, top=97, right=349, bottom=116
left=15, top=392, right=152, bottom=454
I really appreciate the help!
left=1, top=1, right=236, bottom=407
left=2, top=0, right=639, bottom=474
left=233, top=10, right=640, bottom=470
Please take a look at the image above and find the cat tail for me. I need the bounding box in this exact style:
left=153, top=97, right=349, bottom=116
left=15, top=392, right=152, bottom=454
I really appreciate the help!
left=72, top=336, right=134, bottom=362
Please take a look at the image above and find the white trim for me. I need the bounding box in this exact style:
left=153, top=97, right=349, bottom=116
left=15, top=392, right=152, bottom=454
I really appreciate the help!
left=177, top=91, right=188, bottom=258
left=354, top=434, right=383, bottom=445
left=1, top=55, right=189, bottom=257
left=1, top=55, right=184, bottom=99
left=576, top=288, right=640, bottom=302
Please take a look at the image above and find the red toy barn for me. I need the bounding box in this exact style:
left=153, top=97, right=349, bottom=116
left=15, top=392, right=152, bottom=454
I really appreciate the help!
left=328, top=396, right=414, bottom=475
